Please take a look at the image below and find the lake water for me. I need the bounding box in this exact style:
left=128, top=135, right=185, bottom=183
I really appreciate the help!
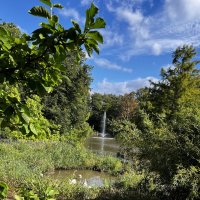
left=85, top=136, right=119, bottom=156
left=49, top=169, right=116, bottom=187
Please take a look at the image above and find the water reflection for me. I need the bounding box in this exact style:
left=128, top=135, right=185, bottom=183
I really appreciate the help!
left=85, top=136, right=119, bottom=154
left=101, top=137, right=104, bottom=152
left=49, top=169, right=115, bottom=187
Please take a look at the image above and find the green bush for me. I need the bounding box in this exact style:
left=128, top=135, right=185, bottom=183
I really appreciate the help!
left=0, top=182, right=8, bottom=200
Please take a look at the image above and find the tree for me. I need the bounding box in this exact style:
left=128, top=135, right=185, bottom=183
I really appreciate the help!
left=118, top=92, right=138, bottom=120
left=148, top=45, right=200, bottom=119
left=0, top=22, right=21, bottom=38
left=0, top=0, right=106, bottom=138
left=119, top=46, right=200, bottom=199
left=42, top=52, right=92, bottom=137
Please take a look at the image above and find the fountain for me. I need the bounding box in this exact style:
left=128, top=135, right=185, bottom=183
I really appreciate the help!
left=85, top=110, right=119, bottom=155
left=100, top=111, right=106, bottom=137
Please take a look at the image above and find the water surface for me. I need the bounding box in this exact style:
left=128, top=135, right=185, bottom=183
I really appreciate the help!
left=85, top=136, right=119, bottom=155
left=49, top=169, right=116, bottom=187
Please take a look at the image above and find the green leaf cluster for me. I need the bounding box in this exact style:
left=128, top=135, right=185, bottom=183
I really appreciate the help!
left=0, top=1, right=105, bottom=139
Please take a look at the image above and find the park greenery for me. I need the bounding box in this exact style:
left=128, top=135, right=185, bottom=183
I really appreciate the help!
left=0, top=0, right=200, bottom=199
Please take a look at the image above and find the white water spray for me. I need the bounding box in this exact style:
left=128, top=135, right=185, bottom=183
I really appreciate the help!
left=100, top=111, right=106, bottom=137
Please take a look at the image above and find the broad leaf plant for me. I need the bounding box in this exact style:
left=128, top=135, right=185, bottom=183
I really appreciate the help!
left=0, top=0, right=105, bottom=137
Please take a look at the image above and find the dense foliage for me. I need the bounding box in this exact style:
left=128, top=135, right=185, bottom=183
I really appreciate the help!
left=0, top=0, right=105, bottom=139
left=42, top=52, right=93, bottom=141
left=112, top=45, right=200, bottom=199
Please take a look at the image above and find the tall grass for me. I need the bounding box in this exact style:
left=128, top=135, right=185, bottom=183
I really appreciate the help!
left=0, top=141, right=122, bottom=187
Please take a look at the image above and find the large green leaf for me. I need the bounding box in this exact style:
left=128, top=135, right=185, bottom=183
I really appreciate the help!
left=42, top=85, right=53, bottom=93
left=53, top=3, right=63, bottom=9
left=22, top=124, right=30, bottom=134
left=91, top=43, right=100, bottom=54
left=39, top=0, right=52, bottom=7
left=54, top=45, right=66, bottom=61
left=29, top=123, right=37, bottom=135
left=51, top=15, right=58, bottom=23
left=85, top=3, right=99, bottom=30
left=71, top=20, right=81, bottom=34
left=86, top=31, right=103, bottom=43
left=45, top=187, right=59, bottom=197
left=39, top=22, right=53, bottom=30
left=88, top=3, right=99, bottom=19
left=86, top=38, right=98, bottom=46
left=85, top=40, right=99, bottom=54
left=28, top=6, right=51, bottom=19
left=84, top=43, right=93, bottom=56
left=21, top=113, right=30, bottom=124
left=32, top=28, right=53, bottom=36
left=90, top=17, right=106, bottom=29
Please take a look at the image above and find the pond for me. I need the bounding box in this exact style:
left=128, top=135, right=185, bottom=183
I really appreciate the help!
left=85, top=136, right=120, bottom=155
left=48, top=137, right=120, bottom=187
left=49, top=169, right=116, bottom=187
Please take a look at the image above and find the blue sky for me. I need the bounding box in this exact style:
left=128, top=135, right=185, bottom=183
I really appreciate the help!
left=1, top=0, right=200, bottom=94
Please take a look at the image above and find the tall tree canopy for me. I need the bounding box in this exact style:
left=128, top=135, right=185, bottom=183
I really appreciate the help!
left=113, top=45, right=200, bottom=199
left=142, top=45, right=200, bottom=120
left=42, top=52, right=92, bottom=139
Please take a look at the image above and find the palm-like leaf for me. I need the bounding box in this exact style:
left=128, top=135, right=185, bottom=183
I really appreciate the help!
left=86, top=31, right=103, bottom=43
left=28, top=6, right=51, bottom=19
left=53, top=4, right=63, bottom=9
left=39, top=0, right=52, bottom=7
left=90, top=17, right=106, bottom=29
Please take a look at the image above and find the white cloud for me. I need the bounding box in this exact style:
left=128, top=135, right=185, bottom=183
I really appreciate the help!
left=81, top=0, right=92, bottom=6
left=106, top=0, right=200, bottom=59
left=92, top=58, right=132, bottom=73
left=120, top=9, right=144, bottom=26
left=120, top=38, right=185, bottom=61
left=107, top=3, right=150, bottom=39
left=165, top=0, right=200, bottom=21
left=107, top=0, right=154, bottom=9
left=161, top=64, right=175, bottom=70
left=100, top=28, right=124, bottom=48
left=94, top=77, right=158, bottom=95
left=59, top=8, right=84, bottom=24
left=152, top=43, right=162, bottom=55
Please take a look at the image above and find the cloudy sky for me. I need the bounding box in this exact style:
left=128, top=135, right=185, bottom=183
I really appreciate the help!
left=1, top=0, right=200, bottom=94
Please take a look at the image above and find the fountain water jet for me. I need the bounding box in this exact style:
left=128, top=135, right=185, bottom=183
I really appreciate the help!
left=100, top=111, right=106, bottom=137
left=85, top=110, right=119, bottom=154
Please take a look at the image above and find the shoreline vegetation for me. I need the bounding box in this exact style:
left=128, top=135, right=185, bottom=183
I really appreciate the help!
left=0, top=141, right=127, bottom=200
